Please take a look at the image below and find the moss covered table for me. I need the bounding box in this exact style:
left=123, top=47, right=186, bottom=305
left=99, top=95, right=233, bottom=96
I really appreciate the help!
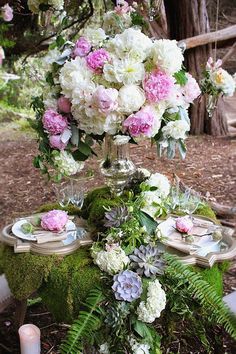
left=0, top=187, right=233, bottom=326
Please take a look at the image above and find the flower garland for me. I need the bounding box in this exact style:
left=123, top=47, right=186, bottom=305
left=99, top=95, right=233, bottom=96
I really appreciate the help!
left=31, top=1, right=200, bottom=179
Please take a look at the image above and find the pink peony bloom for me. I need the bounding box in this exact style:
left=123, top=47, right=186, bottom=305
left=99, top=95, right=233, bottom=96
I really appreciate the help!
left=49, top=135, right=67, bottom=150
left=0, top=46, right=5, bottom=66
left=182, top=73, right=201, bottom=104
left=115, top=1, right=132, bottom=14
left=92, top=86, right=118, bottom=114
left=41, top=210, right=69, bottom=232
left=72, top=37, right=91, bottom=58
left=86, top=48, right=110, bottom=73
left=1, top=3, right=13, bottom=22
left=42, top=109, right=68, bottom=135
left=123, top=106, right=156, bottom=138
left=57, top=96, right=71, bottom=113
left=176, top=216, right=193, bottom=234
left=143, top=70, right=174, bottom=103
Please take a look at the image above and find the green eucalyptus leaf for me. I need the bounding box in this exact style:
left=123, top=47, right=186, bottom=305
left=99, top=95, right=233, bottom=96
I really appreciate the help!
left=178, top=139, right=187, bottom=159
left=78, top=141, right=92, bottom=156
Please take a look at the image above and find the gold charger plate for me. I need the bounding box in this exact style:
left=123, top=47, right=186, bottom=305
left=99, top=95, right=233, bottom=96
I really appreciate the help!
left=0, top=218, right=93, bottom=256
left=157, top=214, right=236, bottom=267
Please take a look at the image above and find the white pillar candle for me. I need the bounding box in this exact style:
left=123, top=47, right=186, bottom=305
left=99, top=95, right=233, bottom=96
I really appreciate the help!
left=19, top=324, right=41, bottom=354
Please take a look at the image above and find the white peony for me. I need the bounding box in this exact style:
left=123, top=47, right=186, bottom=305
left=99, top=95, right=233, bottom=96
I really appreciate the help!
left=83, top=27, right=106, bottom=46
left=59, top=57, right=93, bottom=101
left=118, top=85, right=146, bottom=114
left=53, top=151, right=84, bottom=176
left=152, top=39, right=184, bottom=74
left=104, top=58, right=145, bottom=85
left=162, top=119, right=190, bottom=140
left=108, top=28, right=153, bottom=62
left=72, top=105, right=106, bottom=135
left=137, top=279, right=166, bottom=323
left=165, top=84, right=185, bottom=110
left=210, top=68, right=236, bottom=96
left=93, top=246, right=130, bottom=275
left=145, top=173, right=170, bottom=198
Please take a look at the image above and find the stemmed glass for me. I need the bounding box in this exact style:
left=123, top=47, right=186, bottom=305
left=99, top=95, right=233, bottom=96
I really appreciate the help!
left=179, top=188, right=201, bottom=219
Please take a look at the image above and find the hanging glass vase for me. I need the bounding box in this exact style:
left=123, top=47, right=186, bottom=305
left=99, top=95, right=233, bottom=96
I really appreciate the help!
left=100, top=134, right=136, bottom=196
left=206, top=94, right=218, bottom=118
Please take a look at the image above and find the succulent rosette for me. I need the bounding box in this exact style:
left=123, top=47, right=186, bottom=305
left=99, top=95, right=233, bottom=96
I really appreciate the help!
left=32, top=4, right=200, bottom=177
left=112, top=270, right=142, bottom=302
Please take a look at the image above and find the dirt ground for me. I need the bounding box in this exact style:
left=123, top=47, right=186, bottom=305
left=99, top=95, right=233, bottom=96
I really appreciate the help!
left=0, top=128, right=235, bottom=353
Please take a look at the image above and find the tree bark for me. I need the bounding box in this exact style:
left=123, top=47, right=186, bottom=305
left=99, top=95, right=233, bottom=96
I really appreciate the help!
left=164, top=0, right=228, bottom=136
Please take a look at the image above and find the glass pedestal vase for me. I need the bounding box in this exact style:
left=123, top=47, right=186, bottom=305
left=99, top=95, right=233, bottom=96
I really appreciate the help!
left=100, top=135, right=136, bottom=196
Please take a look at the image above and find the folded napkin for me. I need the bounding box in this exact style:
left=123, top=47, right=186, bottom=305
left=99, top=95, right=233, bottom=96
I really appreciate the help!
left=33, top=230, right=68, bottom=244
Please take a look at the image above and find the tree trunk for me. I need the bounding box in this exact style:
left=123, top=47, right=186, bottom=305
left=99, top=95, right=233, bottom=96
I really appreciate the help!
left=164, top=0, right=228, bottom=136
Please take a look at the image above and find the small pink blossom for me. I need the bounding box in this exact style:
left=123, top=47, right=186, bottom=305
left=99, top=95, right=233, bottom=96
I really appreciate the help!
left=182, top=73, right=201, bottom=104
left=86, top=48, right=110, bottom=73
left=57, top=96, right=71, bottom=113
left=1, top=3, right=13, bottom=22
left=49, top=135, right=67, bottom=150
left=176, top=216, right=193, bottom=234
left=143, top=70, right=175, bottom=103
left=115, top=1, right=132, bottom=14
left=92, top=86, right=118, bottom=114
left=123, top=106, right=156, bottom=138
left=72, top=37, right=91, bottom=58
left=206, top=57, right=222, bottom=71
left=42, top=109, right=68, bottom=135
left=41, top=210, right=69, bottom=232
left=105, top=243, right=120, bottom=252
left=0, top=46, right=5, bottom=65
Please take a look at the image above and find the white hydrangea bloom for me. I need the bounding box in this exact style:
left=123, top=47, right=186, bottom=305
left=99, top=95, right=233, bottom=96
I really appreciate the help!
left=104, top=112, right=123, bottom=135
left=118, top=85, right=146, bottom=114
left=53, top=151, right=84, bottom=176
left=162, top=120, right=190, bottom=140
left=152, top=39, right=184, bottom=74
left=137, top=279, right=166, bottom=323
left=59, top=57, right=93, bottom=100
left=210, top=68, right=236, bottom=96
left=99, top=343, right=110, bottom=354
left=93, top=246, right=130, bottom=275
left=108, top=28, right=153, bottom=61
left=145, top=173, right=170, bottom=198
left=83, top=28, right=107, bottom=46
left=141, top=191, right=162, bottom=219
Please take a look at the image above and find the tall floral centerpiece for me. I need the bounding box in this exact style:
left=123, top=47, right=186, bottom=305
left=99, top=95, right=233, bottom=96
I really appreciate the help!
left=32, top=1, right=200, bottom=192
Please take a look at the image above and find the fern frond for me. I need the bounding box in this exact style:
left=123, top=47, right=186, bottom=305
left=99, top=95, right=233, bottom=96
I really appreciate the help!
left=165, top=254, right=236, bottom=340
left=60, top=288, right=105, bottom=354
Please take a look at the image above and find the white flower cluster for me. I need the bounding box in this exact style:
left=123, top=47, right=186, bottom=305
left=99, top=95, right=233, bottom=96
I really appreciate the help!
left=210, top=68, right=235, bottom=97
left=130, top=337, right=150, bottom=354
left=53, top=151, right=84, bottom=176
left=162, top=119, right=190, bottom=140
left=93, top=246, right=130, bottom=275
left=28, top=0, right=64, bottom=13
left=137, top=279, right=166, bottom=323
left=99, top=343, right=110, bottom=354
left=152, top=39, right=184, bottom=75
left=141, top=173, right=170, bottom=219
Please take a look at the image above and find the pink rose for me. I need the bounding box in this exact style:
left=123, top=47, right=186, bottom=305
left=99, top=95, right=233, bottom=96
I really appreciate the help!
left=72, top=37, right=91, bottom=58
left=182, top=73, right=201, bottom=104
left=143, top=70, right=174, bottom=103
left=0, top=46, right=5, bottom=66
left=57, top=96, right=71, bottom=113
left=42, top=109, right=68, bottom=135
left=86, top=49, right=110, bottom=73
left=49, top=135, right=67, bottom=150
left=176, top=217, right=193, bottom=234
left=41, top=210, right=69, bottom=232
left=123, top=106, right=156, bottom=138
left=92, top=86, right=118, bottom=114
left=1, top=3, right=13, bottom=22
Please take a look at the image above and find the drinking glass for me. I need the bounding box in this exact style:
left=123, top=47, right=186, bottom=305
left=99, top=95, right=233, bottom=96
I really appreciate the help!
left=179, top=188, right=201, bottom=219
left=55, top=183, right=72, bottom=208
